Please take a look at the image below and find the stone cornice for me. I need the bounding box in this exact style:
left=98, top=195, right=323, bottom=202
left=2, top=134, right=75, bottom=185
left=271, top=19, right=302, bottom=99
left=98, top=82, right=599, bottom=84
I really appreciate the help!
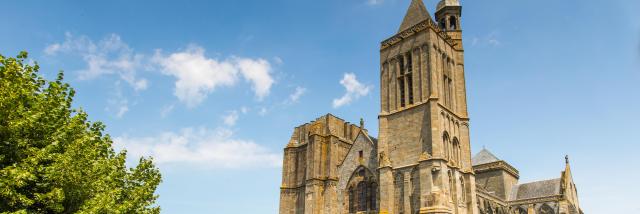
left=438, top=103, right=469, bottom=121
left=285, top=133, right=353, bottom=148
left=473, top=160, right=520, bottom=179
left=507, top=195, right=563, bottom=206
left=379, top=98, right=433, bottom=117
left=380, top=18, right=456, bottom=51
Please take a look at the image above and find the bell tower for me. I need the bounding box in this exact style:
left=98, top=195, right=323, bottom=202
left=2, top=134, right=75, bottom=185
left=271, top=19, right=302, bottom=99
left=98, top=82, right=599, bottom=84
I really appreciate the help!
left=435, top=0, right=463, bottom=50
left=378, top=0, right=476, bottom=213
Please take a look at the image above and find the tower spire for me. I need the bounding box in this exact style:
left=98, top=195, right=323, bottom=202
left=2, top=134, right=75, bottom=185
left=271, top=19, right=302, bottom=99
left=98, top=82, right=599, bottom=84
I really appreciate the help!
left=398, top=0, right=432, bottom=32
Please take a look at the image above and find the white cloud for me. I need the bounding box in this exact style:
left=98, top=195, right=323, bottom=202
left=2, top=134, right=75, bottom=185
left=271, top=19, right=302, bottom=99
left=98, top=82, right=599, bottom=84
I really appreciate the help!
left=222, top=110, right=239, bottom=126
left=113, top=127, right=282, bottom=169
left=153, top=45, right=275, bottom=107
left=45, top=32, right=149, bottom=91
left=286, top=86, right=306, bottom=104
left=332, top=73, right=372, bottom=108
left=236, top=57, right=274, bottom=100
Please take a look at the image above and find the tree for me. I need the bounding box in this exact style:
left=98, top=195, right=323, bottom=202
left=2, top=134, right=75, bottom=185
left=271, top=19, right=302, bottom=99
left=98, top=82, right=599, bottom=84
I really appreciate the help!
left=0, top=52, right=161, bottom=213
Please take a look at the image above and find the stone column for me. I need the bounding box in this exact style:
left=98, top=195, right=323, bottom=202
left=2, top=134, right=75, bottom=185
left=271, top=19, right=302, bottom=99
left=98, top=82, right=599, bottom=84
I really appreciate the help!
left=419, top=159, right=434, bottom=212
left=419, top=160, right=452, bottom=214
left=413, top=48, right=421, bottom=103
left=421, top=45, right=430, bottom=101
left=389, top=59, right=397, bottom=111
left=381, top=63, right=389, bottom=113
left=379, top=165, right=394, bottom=214
left=403, top=171, right=412, bottom=213
left=429, top=45, right=439, bottom=98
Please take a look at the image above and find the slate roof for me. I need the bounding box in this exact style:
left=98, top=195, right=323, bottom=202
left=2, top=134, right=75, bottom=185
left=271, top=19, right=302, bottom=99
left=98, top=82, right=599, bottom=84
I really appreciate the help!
left=509, top=178, right=562, bottom=201
left=472, top=148, right=500, bottom=166
left=398, top=0, right=432, bottom=32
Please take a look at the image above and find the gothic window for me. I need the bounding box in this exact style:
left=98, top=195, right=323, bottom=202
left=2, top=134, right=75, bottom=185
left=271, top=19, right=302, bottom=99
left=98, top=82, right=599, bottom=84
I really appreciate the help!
left=516, top=207, right=527, bottom=214
left=443, top=132, right=450, bottom=160
left=397, top=53, right=415, bottom=108
left=442, top=57, right=454, bottom=109
left=349, top=186, right=355, bottom=213
left=358, top=182, right=367, bottom=211
left=452, top=138, right=460, bottom=165
left=406, top=52, right=414, bottom=105
left=538, top=204, right=555, bottom=214
left=399, top=55, right=406, bottom=107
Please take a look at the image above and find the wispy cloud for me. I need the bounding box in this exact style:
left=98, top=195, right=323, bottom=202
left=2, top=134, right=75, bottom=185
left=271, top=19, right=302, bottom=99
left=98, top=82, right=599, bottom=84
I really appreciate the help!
left=45, top=32, right=148, bottom=91
left=152, top=45, right=275, bottom=107
left=222, top=110, right=239, bottom=126
left=332, top=73, right=372, bottom=108
left=471, top=31, right=502, bottom=47
left=105, top=81, right=130, bottom=118
left=160, top=104, right=175, bottom=118
left=114, top=127, right=281, bottom=169
left=285, top=86, right=306, bottom=104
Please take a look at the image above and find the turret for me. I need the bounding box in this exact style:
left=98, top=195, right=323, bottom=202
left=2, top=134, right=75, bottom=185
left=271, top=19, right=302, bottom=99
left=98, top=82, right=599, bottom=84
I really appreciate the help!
left=436, top=0, right=463, bottom=50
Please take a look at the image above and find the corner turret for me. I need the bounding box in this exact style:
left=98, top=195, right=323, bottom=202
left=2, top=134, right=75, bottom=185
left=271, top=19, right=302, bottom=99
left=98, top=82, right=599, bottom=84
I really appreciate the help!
left=436, top=0, right=463, bottom=50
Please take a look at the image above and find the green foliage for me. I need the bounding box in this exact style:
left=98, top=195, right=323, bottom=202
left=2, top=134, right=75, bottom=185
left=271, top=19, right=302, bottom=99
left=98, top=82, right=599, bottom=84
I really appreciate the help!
left=0, top=52, right=161, bottom=213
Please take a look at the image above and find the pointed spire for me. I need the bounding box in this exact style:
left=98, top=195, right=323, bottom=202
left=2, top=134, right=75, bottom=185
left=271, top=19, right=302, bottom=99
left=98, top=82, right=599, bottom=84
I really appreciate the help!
left=398, top=0, right=432, bottom=32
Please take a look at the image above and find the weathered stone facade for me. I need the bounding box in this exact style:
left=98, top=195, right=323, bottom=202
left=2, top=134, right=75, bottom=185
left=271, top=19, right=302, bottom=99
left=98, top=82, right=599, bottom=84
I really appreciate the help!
left=279, top=1, right=583, bottom=214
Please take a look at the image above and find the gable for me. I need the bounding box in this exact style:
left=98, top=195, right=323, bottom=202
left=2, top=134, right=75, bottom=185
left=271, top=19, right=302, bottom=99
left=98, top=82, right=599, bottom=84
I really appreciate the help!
left=336, top=131, right=378, bottom=190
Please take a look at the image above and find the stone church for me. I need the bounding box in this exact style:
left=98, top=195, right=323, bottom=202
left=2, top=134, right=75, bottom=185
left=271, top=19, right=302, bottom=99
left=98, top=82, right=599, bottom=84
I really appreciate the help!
left=278, top=0, right=583, bottom=214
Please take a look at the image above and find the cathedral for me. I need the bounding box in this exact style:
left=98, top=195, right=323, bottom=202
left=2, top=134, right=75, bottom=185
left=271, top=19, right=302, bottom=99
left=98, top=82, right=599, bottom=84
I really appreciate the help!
left=278, top=0, right=583, bottom=214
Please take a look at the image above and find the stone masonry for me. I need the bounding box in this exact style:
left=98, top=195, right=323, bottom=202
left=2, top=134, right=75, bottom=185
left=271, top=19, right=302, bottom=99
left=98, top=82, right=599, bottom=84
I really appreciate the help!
left=278, top=1, right=583, bottom=214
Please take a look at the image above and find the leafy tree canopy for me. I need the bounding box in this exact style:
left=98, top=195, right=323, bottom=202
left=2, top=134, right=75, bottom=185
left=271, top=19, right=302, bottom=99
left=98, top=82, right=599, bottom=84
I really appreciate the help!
left=0, top=52, right=161, bottom=214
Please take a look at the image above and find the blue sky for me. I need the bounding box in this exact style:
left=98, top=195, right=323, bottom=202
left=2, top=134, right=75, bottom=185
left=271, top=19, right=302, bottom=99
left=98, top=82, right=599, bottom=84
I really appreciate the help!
left=2, top=0, right=639, bottom=213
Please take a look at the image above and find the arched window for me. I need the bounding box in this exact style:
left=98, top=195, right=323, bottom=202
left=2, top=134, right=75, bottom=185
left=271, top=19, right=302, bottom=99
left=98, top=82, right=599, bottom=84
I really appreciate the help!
left=442, top=57, right=454, bottom=108
left=452, top=138, right=460, bottom=165
left=357, top=182, right=367, bottom=211
left=348, top=186, right=355, bottom=213
left=538, top=204, right=555, bottom=214
left=449, top=16, right=458, bottom=30
left=443, top=132, right=450, bottom=160
left=398, top=58, right=406, bottom=108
